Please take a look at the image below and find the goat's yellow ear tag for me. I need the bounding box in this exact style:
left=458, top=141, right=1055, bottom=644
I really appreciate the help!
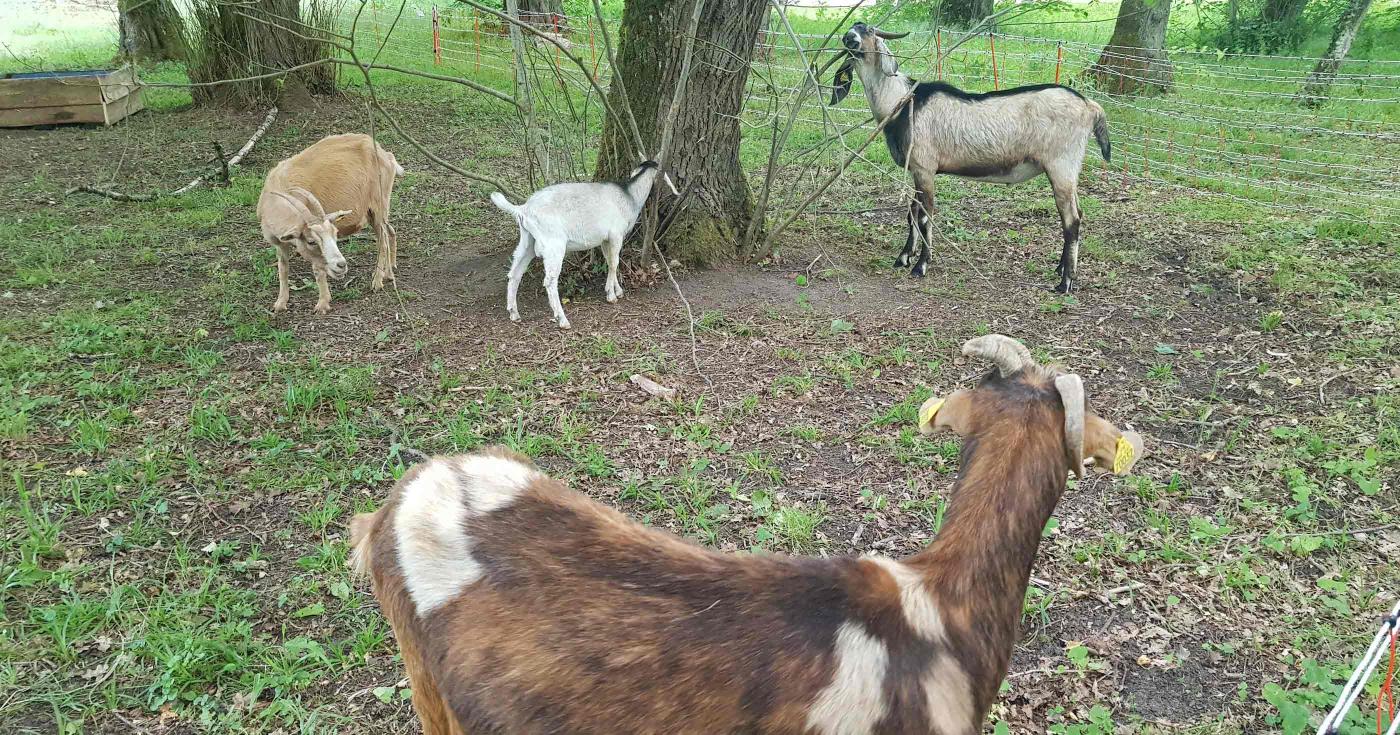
left=918, top=399, right=945, bottom=430
left=1112, top=436, right=1136, bottom=475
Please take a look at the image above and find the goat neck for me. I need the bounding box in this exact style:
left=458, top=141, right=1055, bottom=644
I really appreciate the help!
left=623, top=166, right=662, bottom=210
left=904, top=394, right=1069, bottom=709
left=856, top=54, right=915, bottom=122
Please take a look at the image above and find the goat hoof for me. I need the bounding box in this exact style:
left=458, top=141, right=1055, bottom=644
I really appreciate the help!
left=557, top=320, right=571, bottom=330
left=314, top=304, right=331, bottom=315
left=272, top=301, right=288, bottom=313
left=910, top=263, right=927, bottom=278
left=894, top=253, right=910, bottom=268
left=509, top=311, right=521, bottom=323
left=1054, top=280, right=1074, bottom=294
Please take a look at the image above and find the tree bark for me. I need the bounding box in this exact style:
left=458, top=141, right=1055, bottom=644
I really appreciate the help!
left=939, top=0, right=994, bottom=29
left=1087, top=0, right=1174, bottom=95
left=519, top=0, right=564, bottom=25
left=118, top=0, right=187, bottom=61
left=1298, top=0, right=1374, bottom=106
left=1256, top=0, right=1310, bottom=51
left=188, top=0, right=335, bottom=107
left=596, top=0, right=767, bottom=266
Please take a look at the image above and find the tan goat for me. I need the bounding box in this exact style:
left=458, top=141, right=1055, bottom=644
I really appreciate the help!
left=257, top=133, right=403, bottom=315
left=349, top=335, right=1146, bottom=734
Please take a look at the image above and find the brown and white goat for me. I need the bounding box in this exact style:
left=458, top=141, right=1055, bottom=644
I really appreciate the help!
left=257, top=133, right=403, bottom=315
left=349, top=334, right=1144, bottom=734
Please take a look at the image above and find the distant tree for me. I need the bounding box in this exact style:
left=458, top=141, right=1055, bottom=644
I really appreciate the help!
left=1298, top=0, right=1374, bottom=106
left=1087, top=0, right=1174, bottom=94
left=519, top=0, right=564, bottom=24
left=118, top=0, right=187, bottom=61
left=939, top=0, right=994, bottom=28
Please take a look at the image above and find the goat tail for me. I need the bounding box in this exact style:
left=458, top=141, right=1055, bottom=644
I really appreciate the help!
left=490, top=191, right=521, bottom=217
left=1089, top=101, right=1112, bottom=163
left=348, top=510, right=380, bottom=577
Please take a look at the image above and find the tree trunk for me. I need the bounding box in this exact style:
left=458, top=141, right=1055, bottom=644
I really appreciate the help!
left=188, top=0, right=335, bottom=108
left=1258, top=0, right=1310, bottom=51
left=939, top=0, right=994, bottom=29
left=1087, top=0, right=1174, bottom=95
left=1298, top=0, right=1374, bottom=107
left=519, top=0, right=564, bottom=26
left=596, top=0, right=767, bottom=266
left=118, top=0, right=186, bottom=61
left=1261, top=0, right=1309, bottom=24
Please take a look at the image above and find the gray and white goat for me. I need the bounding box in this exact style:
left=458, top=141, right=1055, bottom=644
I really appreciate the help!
left=832, top=23, right=1112, bottom=292
left=490, top=161, right=677, bottom=329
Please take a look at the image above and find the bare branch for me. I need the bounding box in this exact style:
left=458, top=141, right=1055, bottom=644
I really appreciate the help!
left=67, top=106, right=279, bottom=201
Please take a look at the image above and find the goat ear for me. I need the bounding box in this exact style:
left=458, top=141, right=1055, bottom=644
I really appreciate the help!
left=1055, top=374, right=1085, bottom=479
left=1083, top=414, right=1145, bottom=476
left=277, top=221, right=304, bottom=242
left=917, top=389, right=972, bottom=436
left=831, top=58, right=854, bottom=106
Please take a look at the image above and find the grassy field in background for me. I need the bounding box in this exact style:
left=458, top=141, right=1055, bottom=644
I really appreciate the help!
left=2, top=2, right=1399, bottom=734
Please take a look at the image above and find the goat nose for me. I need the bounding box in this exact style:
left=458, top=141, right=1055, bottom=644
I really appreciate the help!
left=843, top=31, right=859, bottom=48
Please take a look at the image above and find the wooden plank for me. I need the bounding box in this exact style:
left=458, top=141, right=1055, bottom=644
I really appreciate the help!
left=0, top=66, right=137, bottom=111
left=0, top=87, right=144, bottom=127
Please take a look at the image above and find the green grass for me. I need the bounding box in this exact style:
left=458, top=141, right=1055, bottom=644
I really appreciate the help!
left=2, top=1, right=1398, bottom=733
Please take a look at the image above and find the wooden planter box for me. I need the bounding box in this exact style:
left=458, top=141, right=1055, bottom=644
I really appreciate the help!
left=0, top=66, right=144, bottom=128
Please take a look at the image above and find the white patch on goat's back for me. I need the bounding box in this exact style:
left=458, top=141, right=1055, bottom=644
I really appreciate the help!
left=393, top=455, right=536, bottom=616
left=455, top=454, right=533, bottom=514
left=865, top=557, right=945, bottom=641
left=922, top=657, right=974, bottom=735
left=394, top=461, right=476, bottom=615
left=805, top=621, right=889, bottom=735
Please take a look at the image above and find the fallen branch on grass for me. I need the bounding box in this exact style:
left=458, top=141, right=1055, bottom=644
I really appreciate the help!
left=66, top=107, right=278, bottom=202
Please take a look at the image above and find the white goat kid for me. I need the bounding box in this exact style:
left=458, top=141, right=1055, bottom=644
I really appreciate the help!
left=490, top=161, right=677, bottom=329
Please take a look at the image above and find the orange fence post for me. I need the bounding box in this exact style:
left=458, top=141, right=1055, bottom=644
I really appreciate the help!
left=1054, top=41, right=1062, bottom=84
left=432, top=5, right=442, bottom=65
left=989, top=32, right=999, bottom=90
left=935, top=29, right=942, bottom=80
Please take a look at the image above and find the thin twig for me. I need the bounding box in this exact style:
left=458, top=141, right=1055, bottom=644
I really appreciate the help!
left=651, top=0, right=710, bottom=386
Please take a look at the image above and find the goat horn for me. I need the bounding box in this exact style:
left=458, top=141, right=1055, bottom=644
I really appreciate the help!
left=1055, top=374, right=1086, bottom=480
left=961, top=334, right=1034, bottom=377
left=874, top=28, right=910, bottom=39
left=271, top=190, right=315, bottom=224
left=285, top=187, right=326, bottom=219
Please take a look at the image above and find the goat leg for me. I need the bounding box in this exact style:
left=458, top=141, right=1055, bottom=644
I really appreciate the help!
left=313, top=267, right=333, bottom=315
left=506, top=230, right=534, bottom=323
left=604, top=234, right=625, bottom=303
left=894, top=197, right=919, bottom=268
left=541, top=249, right=570, bottom=330
left=909, top=184, right=934, bottom=278
left=1050, top=173, right=1081, bottom=294
left=371, top=213, right=393, bottom=291
left=273, top=244, right=292, bottom=312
